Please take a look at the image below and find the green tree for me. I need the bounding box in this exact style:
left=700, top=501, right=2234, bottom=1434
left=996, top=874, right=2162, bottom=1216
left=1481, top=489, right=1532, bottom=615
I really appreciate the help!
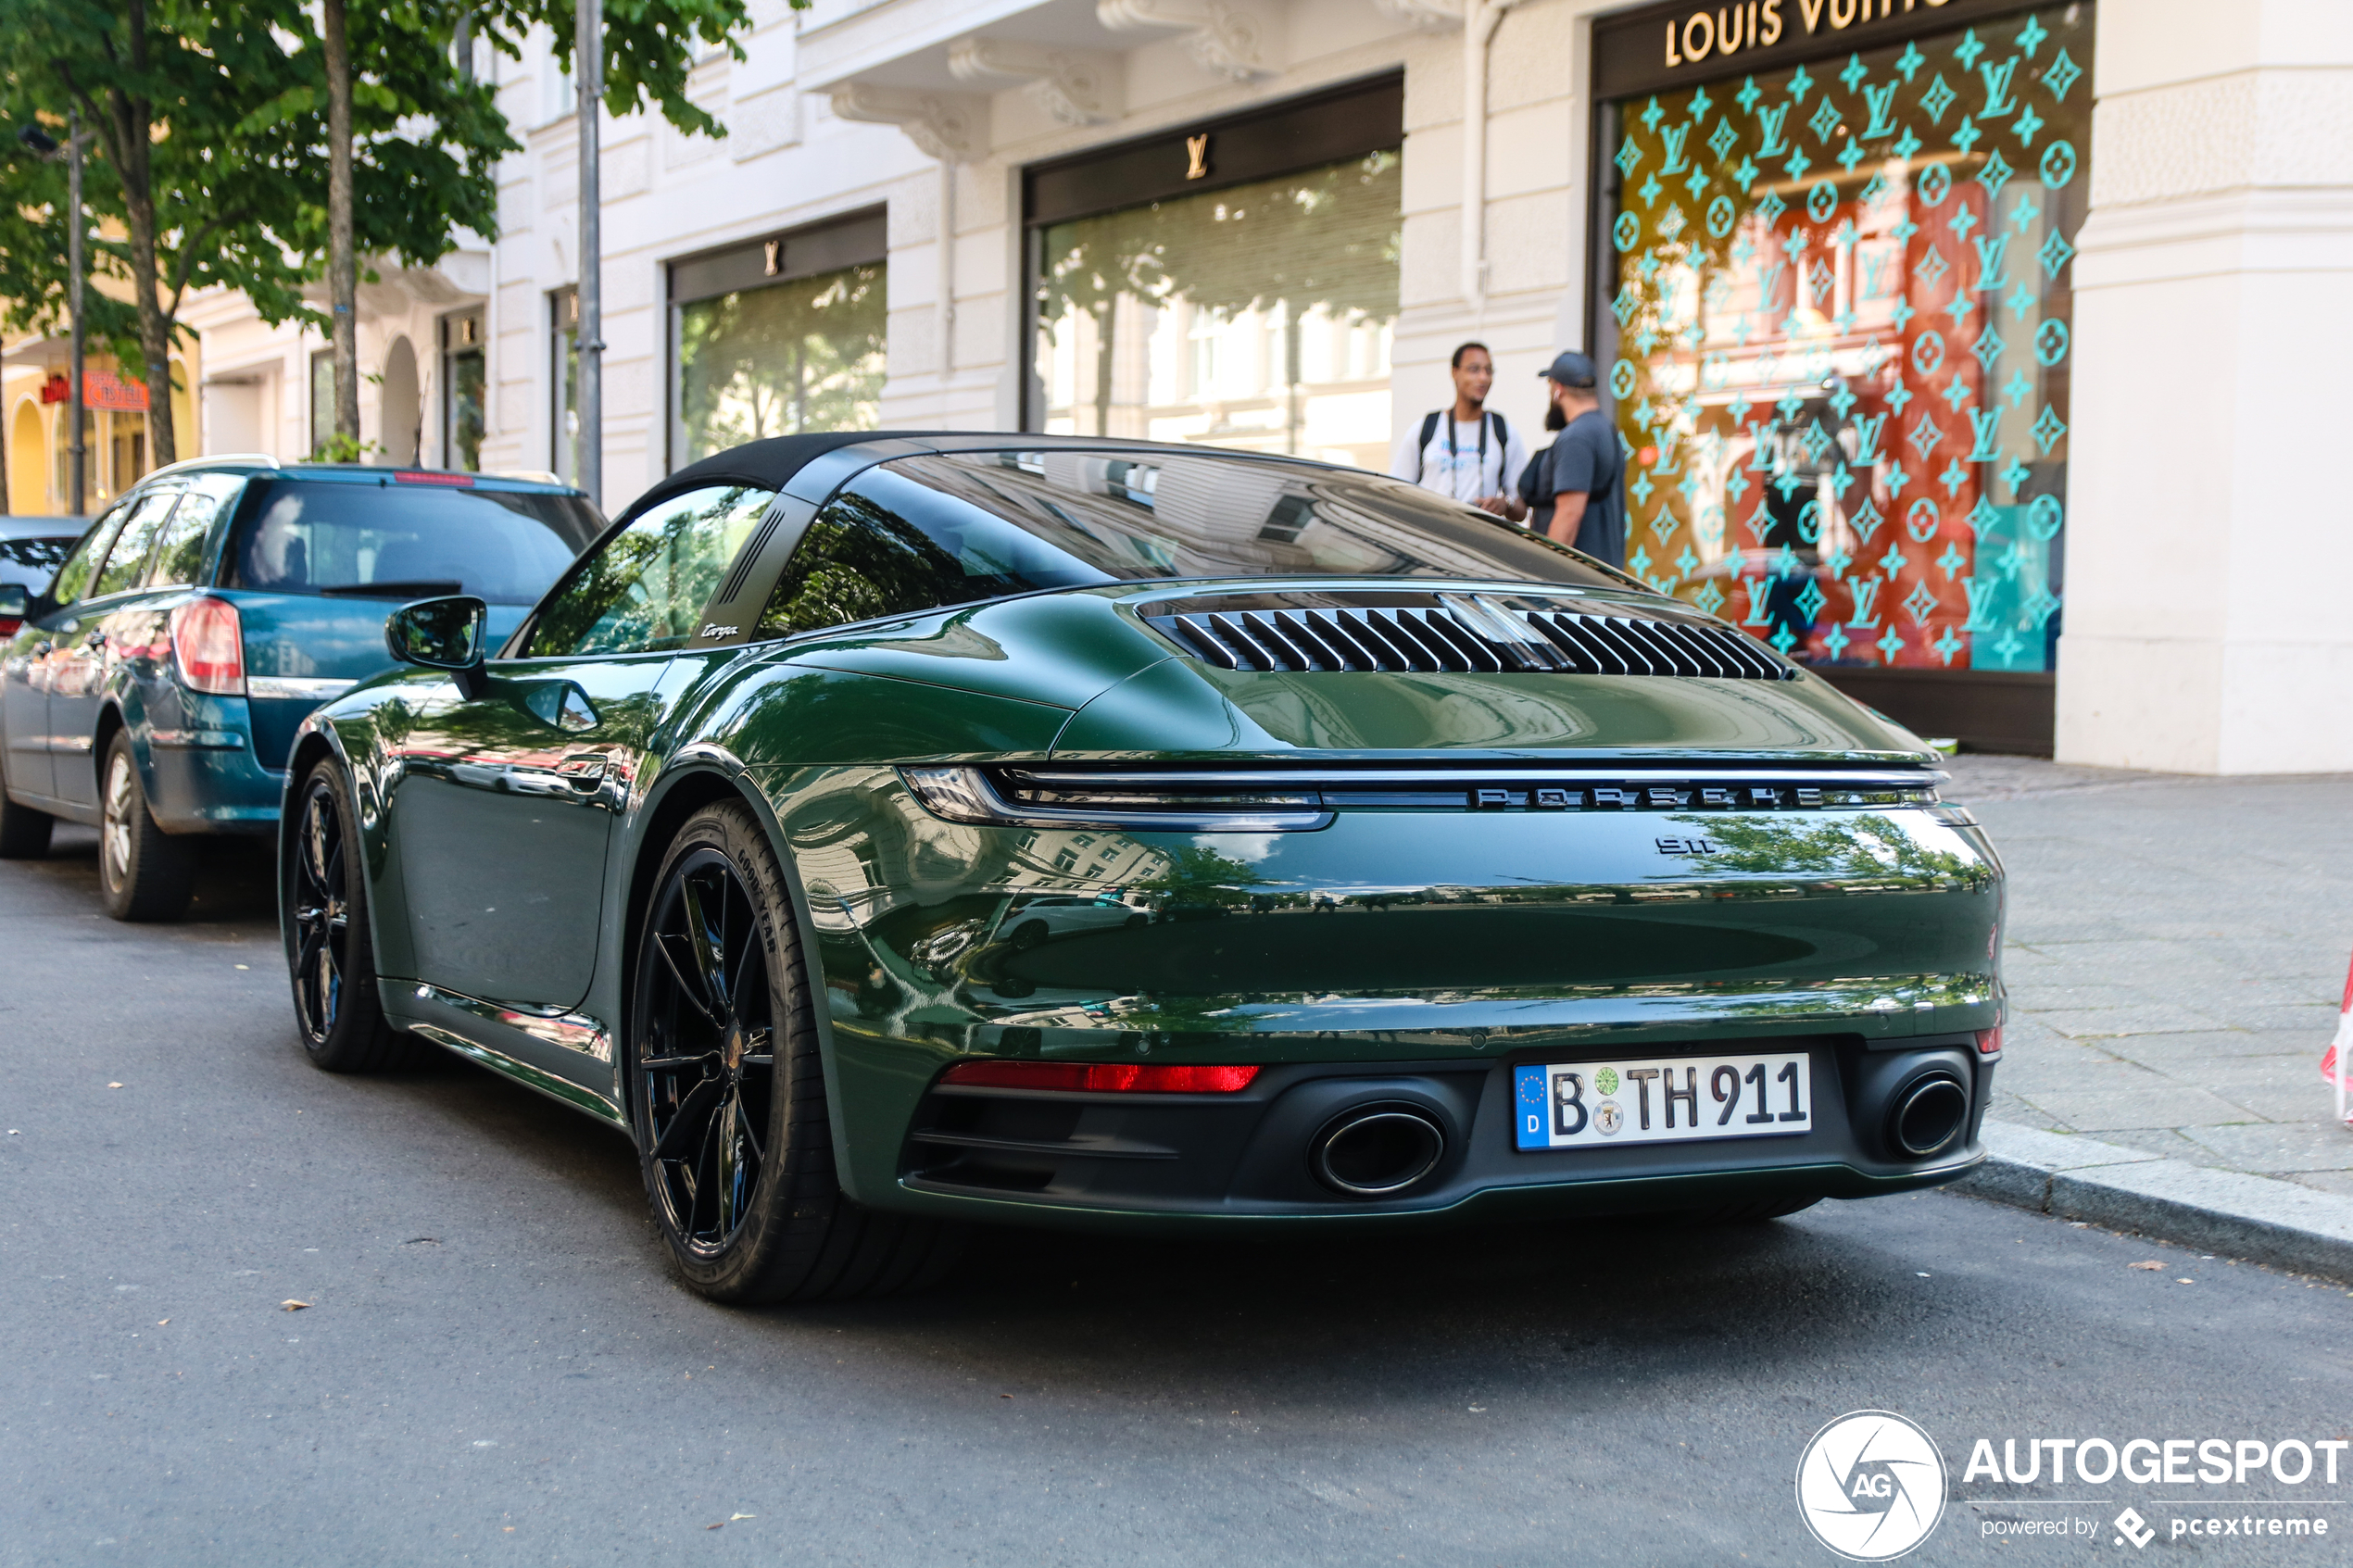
left=307, top=0, right=790, bottom=446
left=2, top=0, right=514, bottom=466
left=241, top=0, right=517, bottom=451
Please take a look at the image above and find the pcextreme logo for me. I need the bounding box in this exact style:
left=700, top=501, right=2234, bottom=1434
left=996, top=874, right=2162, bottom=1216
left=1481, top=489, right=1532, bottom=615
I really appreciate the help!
left=1795, top=1411, right=1947, bottom=1561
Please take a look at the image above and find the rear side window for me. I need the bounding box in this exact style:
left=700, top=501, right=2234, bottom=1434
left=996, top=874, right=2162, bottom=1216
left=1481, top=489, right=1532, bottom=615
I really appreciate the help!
left=757, top=467, right=1114, bottom=637
left=48, top=504, right=132, bottom=607
left=145, top=472, right=247, bottom=588
left=223, top=479, right=601, bottom=605
left=93, top=490, right=182, bottom=597
left=525, top=484, right=774, bottom=658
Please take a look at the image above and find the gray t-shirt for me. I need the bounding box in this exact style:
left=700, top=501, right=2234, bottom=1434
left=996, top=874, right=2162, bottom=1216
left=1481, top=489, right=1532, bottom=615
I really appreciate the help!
left=1547, top=409, right=1626, bottom=569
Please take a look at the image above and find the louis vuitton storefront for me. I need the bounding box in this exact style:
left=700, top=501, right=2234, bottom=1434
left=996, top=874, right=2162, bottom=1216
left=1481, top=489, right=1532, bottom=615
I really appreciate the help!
left=781, top=0, right=2347, bottom=771
left=1591, top=0, right=2093, bottom=751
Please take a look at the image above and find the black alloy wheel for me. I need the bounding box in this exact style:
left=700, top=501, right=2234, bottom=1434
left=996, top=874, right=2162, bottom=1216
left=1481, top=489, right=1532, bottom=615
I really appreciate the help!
left=630, top=801, right=962, bottom=1303
left=638, top=843, right=778, bottom=1259
left=286, top=759, right=415, bottom=1072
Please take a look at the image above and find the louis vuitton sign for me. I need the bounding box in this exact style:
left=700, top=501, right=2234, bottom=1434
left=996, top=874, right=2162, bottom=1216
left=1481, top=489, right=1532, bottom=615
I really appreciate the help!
left=1592, top=0, right=2030, bottom=98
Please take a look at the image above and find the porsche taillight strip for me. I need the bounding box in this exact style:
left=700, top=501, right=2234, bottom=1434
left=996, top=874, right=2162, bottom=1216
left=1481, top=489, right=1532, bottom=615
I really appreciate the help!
left=899, top=763, right=1944, bottom=830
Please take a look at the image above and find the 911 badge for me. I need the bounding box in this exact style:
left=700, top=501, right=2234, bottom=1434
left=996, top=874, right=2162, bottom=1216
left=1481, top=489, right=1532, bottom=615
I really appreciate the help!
left=1515, top=1053, right=1813, bottom=1149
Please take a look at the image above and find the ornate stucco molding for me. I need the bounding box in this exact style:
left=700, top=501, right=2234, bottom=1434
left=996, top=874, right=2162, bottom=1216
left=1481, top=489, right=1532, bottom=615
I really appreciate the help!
left=828, top=82, right=987, bottom=163
left=947, top=38, right=1123, bottom=127
left=1096, top=0, right=1276, bottom=82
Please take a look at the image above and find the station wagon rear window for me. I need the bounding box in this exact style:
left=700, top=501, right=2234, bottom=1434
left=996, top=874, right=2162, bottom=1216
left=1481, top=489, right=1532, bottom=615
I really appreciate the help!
left=223, top=479, right=602, bottom=605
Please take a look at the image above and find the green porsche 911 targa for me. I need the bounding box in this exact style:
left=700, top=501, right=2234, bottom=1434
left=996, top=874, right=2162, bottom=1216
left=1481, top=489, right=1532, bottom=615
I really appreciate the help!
left=281, top=433, right=2004, bottom=1302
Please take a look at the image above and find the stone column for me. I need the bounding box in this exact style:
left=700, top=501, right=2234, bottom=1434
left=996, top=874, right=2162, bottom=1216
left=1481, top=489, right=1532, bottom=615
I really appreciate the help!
left=2057, top=0, right=2353, bottom=772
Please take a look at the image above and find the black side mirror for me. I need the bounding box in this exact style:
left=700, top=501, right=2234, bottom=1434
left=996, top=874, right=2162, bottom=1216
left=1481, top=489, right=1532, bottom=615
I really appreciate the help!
left=0, top=584, right=25, bottom=621
left=385, top=595, right=490, bottom=697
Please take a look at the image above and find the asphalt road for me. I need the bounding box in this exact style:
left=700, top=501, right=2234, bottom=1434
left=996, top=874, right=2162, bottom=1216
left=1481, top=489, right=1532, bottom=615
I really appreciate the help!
left=3, top=831, right=2349, bottom=1568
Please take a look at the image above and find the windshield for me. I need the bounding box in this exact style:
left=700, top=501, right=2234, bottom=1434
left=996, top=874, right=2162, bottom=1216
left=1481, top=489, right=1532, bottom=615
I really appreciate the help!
left=223, top=479, right=602, bottom=605
left=758, top=449, right=1639, bottom=637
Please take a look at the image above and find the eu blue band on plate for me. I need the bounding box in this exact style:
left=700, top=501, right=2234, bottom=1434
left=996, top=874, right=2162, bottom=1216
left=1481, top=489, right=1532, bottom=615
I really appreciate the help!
left=1515, top=1064, right=1548, bottom=1149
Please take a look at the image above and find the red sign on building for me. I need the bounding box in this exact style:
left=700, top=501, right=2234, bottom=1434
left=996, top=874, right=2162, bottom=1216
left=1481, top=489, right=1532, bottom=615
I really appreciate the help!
left=82, top=370, right=149, bottom=411
left=35, top=371, right=149, bottom=411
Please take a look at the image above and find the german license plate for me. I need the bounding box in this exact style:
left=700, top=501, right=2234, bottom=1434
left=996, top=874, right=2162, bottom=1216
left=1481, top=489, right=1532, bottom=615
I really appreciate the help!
left=1514, top=1053, right=1812, bottom=1150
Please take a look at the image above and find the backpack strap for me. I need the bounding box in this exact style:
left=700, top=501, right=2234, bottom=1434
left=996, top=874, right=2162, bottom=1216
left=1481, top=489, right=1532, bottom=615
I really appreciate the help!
left=1416, top=409, right=1442, bottom=482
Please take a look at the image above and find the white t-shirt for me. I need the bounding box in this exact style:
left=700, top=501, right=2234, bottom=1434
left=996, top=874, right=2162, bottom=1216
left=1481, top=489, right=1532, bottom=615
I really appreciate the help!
left=1389, top=412, right=1529, bottom=508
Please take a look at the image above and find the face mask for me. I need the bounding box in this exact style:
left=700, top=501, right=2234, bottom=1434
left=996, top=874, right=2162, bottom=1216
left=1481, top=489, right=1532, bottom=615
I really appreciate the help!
left=1545, top=403, right=1568, bottom=432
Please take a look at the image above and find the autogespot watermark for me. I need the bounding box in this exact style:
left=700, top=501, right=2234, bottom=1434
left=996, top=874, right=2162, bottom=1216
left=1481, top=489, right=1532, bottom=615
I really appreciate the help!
left=1795, top=1414, right=2347, bottom=1559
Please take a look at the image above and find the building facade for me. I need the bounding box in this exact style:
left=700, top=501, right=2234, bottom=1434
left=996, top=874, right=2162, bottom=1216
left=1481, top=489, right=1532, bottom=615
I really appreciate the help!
left=19, top=0, right=2345, bottom=772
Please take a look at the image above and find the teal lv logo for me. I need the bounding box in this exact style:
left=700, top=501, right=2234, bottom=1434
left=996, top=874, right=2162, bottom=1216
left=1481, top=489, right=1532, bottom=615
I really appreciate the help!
left=1660, top=121, right=1692, bottom=175
left=1971, top=234, right=2011, bottom=293
left=1846, top=575, right=1883, bottom=631
left=1862, top=82, right=1900, bottom=138
left=1963, top=575, right=2001, bottom=630
left=1850, top=412, right=1889, bottom=465
left=1755, top=103, right=1790, bottom=157
left=1966, top=408, right=2004, bottom=462
left=1743, top=578, right=1776, bottom=626
left=1979, top=57, right=2020, bottom=118
left=1653, top=425, right=1683, bottom=472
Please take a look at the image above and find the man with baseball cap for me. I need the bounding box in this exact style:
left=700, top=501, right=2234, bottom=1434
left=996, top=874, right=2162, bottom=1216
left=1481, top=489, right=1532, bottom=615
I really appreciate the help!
left=1529, top=350, right=1626, bottom=568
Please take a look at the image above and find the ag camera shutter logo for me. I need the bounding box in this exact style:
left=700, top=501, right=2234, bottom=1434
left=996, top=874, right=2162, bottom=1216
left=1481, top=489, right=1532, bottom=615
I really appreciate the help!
left=1795, top=1410, right=1947, bottom=1561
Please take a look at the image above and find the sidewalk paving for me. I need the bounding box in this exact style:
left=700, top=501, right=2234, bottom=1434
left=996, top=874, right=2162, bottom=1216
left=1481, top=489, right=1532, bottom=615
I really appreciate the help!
left=1945, top=754, right=2353, bottom=1196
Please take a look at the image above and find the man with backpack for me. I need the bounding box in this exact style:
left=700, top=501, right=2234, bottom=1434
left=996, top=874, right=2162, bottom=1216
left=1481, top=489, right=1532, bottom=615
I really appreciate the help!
left=1390, top=342, right=1528, bottom=521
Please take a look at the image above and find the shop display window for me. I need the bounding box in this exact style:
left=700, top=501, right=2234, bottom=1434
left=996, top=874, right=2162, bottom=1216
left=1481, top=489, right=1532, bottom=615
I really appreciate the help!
left=673, top=263, right=887, bottom=466
left=1595, top=6, right=2091, bottom=672
left=1030, top=150, right=1400, bottom=470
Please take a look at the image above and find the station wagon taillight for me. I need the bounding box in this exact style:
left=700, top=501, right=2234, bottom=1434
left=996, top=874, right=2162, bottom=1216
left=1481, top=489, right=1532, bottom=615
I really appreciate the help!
left=170, top=596, right=245, bottom=696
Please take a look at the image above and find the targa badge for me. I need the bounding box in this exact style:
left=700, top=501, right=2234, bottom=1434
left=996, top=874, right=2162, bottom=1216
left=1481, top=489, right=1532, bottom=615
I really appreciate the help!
left=1795, top=1410, right=1945, bottom=1561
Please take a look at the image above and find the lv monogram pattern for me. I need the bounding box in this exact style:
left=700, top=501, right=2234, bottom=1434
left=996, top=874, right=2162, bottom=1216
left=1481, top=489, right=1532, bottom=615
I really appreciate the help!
left=1601, top=7, right=2090, bottom=671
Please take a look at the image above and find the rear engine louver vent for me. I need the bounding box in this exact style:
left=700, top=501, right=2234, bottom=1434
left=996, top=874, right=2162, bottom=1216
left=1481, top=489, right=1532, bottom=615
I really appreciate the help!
left=1144, top=601, right=1794, bottom=681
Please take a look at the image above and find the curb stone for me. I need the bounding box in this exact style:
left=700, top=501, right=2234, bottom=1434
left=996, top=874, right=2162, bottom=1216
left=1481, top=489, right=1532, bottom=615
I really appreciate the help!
left=1957, top=1121, right=2353, bottom=1284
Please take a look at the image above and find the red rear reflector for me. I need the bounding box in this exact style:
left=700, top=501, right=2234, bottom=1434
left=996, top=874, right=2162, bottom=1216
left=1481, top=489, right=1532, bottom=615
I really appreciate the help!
left=170, top=596, right=245, bottom=696
left=394, top=470, right=473, bottom=485
left=1974, top=1027, right=2003, bottom=1056
left=0, top=618, right=18, bottom=638
left=939, top=1060, right=1260, bottom=1094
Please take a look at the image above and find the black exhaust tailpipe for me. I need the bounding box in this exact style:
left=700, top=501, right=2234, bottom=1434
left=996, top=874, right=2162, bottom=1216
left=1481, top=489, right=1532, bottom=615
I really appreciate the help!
left=1312, top=1105, right=1445, bottom=1198
left=1887, top=1072, right=1969, bottom=1158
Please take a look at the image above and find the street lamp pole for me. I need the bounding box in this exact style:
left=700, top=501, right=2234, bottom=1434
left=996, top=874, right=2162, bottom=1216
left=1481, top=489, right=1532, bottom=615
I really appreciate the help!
left=573, top=0, right=602, bottom=508
left=66, top=107, right=84, bottom=516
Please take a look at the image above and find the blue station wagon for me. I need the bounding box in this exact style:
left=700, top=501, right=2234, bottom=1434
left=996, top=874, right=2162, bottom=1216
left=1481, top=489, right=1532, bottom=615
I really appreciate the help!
left=0, top=458, right=601, bottom=919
